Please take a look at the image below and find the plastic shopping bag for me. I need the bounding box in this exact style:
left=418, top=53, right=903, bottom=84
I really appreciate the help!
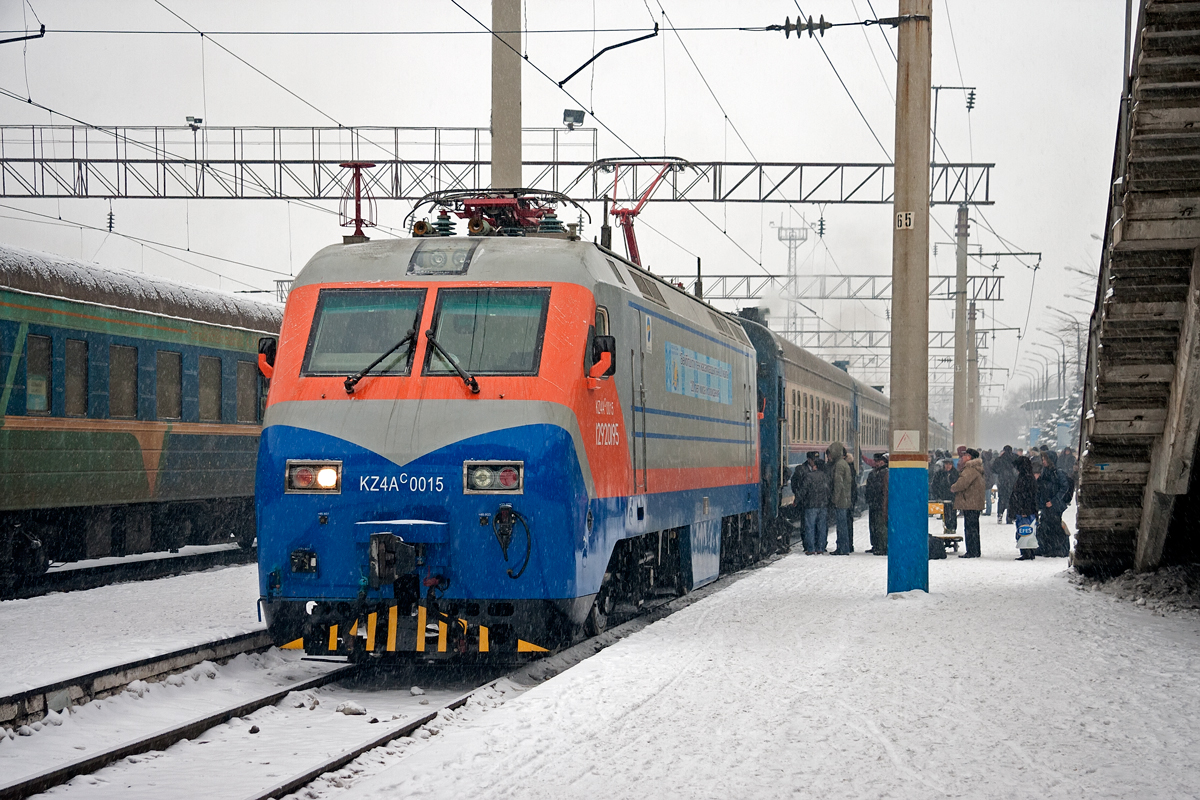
left=1016, top=518, right=1038, bottom=550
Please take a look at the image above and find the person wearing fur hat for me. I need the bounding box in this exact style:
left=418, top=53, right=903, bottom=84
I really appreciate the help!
left=950, top=448, right=986, bottom=558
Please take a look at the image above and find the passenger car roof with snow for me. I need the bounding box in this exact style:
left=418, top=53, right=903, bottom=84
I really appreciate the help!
left=0, top=243, right=282, bottom=333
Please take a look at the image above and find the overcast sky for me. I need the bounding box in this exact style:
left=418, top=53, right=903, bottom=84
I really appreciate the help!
left=0, top=1, right=1125, bottom=420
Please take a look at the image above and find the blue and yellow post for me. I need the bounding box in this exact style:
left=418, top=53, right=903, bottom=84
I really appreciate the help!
left=887, top=451, right=929, bottom=593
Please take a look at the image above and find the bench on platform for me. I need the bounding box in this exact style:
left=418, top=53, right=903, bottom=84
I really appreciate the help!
left=931, top=533, right=963, bottom=552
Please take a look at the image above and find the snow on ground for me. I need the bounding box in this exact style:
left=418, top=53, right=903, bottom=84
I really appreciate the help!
left=1074, top=564, right=1200, bottom=615
left=0, top=649, right=338, bottom=785
left=0, top=564, right=261, bottom=696
left=47, top=542, right=243, bottom=574
left=321, top=510, right=1200, bottom=800
left=0, top=657, right=505, bottom=799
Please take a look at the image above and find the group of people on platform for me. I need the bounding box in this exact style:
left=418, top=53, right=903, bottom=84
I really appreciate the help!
left=929, top=444, right=1077, bottom=561
left=784, top=440, right=1078, bottom=562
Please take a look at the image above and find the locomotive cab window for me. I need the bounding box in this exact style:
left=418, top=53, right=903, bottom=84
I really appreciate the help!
left=424, top=288, right=550, bottom=376
left=595, top=305, right=610, bottom=336
left=25, top=334, right=51, bottom=414
left=302, top=288, right=427, bottom=376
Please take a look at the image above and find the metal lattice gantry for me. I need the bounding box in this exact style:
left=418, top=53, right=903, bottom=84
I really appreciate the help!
left=791, top=329, right=992, bottom=350
left=663, top=273, right=1003, bottom=302
left=0, top=125, right=995, bottom=204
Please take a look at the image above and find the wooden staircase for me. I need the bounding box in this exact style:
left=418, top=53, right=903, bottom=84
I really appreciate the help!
left=1077, top=0, right=1200, bottom=576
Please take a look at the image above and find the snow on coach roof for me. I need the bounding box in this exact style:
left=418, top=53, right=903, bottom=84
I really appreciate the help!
left=0, top=243, right=282, bottom=334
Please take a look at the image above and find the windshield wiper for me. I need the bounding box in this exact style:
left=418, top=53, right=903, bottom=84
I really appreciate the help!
left=344, top=329, right=416, bottom=394
left=425, top=329, right=480, bottom=394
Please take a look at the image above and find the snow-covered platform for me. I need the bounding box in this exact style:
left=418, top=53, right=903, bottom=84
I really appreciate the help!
left=0, top=564, right=261, bottom=696
left=337, top=511, right=1200, bottom=799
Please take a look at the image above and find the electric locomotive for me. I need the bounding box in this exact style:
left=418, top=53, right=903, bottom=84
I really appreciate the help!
left=256, top=195, right=769, bottom=658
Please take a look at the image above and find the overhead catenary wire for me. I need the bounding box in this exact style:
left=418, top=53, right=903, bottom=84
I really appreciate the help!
left=0, top=202, right=290, bottom=284
left=151, top=0, right=344, bottom=127
left=654, top=2, right=878, bottom=326
left=447, top=0, right=776, bottom=277
left=792, top=1, right=892, bottom=161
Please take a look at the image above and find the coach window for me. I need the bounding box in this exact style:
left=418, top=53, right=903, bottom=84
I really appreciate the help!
left=425, top=288, right=551, bottom=376
left=65, top=339, right=88, bottom=417
left=236, top=361, right=257, bottom=423
left=109, top=344, right=138, bottom=418
left=156, top=351, right=182, bottom=420
left=303, top=288, right=427, bottom=376
left=25, top=334, right=51, bottom=414
left=198, top=355, right=222, bottom=422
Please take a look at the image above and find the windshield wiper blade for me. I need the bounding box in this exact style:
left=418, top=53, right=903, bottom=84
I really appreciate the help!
left=344, top=329, right=416, bottom=394
left=424, top=329, right=480, bottom=394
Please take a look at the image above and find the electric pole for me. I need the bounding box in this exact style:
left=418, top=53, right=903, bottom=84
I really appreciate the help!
left=887, top=0, right=933, bottom=595
left=491, top=0, right=522, bottom=189
left=967, top=301, right=979, bottom=445
left=952, top=203, right=969, bottom=448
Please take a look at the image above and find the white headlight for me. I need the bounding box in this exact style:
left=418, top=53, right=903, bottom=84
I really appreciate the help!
left=316, top=467, right=339, bottom=488
left=470, top=466, right=495, bottom=489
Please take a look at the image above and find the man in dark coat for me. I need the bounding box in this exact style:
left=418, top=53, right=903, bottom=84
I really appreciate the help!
left=930, top=458, right=959, bottom=533
left=790, top=451, right=818, bottom=526
left=994, top=445, right=1018, bottom=524
left=1035, top=450, right=1071, bottom=557
left=798, top=453, right=831, bottom=554
left=864, top=454, right=888, bottom=555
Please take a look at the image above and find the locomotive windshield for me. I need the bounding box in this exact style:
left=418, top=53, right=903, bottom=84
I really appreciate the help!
left=424, top=288, right=550, bottom=376
left=302, top=288, right=426, bottom=375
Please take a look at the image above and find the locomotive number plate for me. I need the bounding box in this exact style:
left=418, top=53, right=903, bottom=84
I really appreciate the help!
left=359, top=474, right=445, bottom=493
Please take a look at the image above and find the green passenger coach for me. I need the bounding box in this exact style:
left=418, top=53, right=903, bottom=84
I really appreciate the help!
left=0, top=244, right=282, bottom=584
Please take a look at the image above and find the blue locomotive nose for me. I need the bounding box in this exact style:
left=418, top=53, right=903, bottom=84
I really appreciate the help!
left=255, top=419, right=590, bottom=652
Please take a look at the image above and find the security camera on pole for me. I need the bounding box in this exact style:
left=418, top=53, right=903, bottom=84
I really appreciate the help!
left=887, top=0, right=933, bottom=595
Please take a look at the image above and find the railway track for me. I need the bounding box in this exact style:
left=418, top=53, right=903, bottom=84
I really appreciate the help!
left=3, top=544, right=256, bottom=601
left=0, top=549, right=787, bottom=800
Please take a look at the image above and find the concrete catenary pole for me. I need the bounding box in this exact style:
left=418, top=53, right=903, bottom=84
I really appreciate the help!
left=491, top=0, right=522, bottom=189
left=952, top=203, right=969, bottom=447
left=967, top=301, right=979, bottom=445
left=887, top=0, right=933, bottom=595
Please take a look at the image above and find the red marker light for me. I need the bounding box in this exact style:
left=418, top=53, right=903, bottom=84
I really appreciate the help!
left=292, top=466, right=316, bottom=489
left=498, top=466, right=520, bottom=489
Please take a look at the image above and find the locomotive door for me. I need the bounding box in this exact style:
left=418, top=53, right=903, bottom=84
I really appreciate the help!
left=629, top=311, right=649, bottom=495
left=739, top=350, right=748, bottom=470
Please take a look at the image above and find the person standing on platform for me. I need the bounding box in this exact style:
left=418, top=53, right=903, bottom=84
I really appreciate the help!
left=789, top=453, right=812, bottom=527
left=828, top=442, right=854, bottom=555
left=865, top=454, right=889, bottom=555
left=1035, top=450, right=1071, bottom=557
left=930, top=457, right=959, bottom=534
left=981, top=450, right=994, bottom=516
left=1009, top=456, right=1040, bottom=560
left=846, top=451, right=859, bottom=552
left=951, top=448, right=985, bottom=558
left=994, top=445, right=1017, bottom=524
left=799, top=452, right=830, bottom=555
